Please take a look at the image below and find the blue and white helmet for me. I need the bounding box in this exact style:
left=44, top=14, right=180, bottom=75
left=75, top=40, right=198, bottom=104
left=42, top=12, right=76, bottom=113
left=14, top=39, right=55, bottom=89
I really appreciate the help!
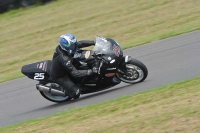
left=59, top=33, right=77, bottom=54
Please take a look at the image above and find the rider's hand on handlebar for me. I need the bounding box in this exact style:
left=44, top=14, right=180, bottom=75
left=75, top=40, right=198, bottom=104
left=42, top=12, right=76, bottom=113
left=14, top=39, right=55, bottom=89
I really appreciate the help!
left=87, top=64, right=99, bottom=75
left=88, top=67, right=98, bottom=75
left=92, top=66, right=98, bottom=73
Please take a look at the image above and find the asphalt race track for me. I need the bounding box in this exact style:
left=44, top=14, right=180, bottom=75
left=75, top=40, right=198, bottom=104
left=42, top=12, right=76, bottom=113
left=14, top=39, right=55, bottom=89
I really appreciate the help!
left=1, top=30, right=200, bottom=127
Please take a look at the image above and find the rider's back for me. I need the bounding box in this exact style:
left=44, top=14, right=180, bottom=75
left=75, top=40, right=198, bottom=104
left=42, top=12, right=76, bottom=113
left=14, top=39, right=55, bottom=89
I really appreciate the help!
left=50, top=45, right=69, bottom=80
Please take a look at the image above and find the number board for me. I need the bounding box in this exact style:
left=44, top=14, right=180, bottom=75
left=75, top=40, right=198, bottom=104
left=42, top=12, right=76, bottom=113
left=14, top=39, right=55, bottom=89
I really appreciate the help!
left=112, top=44, right=120, bottom=57
left=34, top=73, right=45, bottom=80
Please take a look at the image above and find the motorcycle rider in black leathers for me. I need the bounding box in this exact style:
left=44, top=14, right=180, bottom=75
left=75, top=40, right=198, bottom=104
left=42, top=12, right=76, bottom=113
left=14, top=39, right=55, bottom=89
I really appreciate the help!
left=50, top=33, right=97, bottom=99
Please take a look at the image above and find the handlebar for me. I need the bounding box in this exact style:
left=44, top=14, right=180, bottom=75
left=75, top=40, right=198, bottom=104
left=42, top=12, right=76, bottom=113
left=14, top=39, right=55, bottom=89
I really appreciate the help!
left=92, top=52, right=110, bottom=74
left=92, top=52, right=109, bottom=64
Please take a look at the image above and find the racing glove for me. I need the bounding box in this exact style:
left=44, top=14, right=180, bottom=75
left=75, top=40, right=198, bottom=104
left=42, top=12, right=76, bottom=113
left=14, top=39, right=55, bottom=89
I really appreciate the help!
left=88, top=66, right=98, bottom=75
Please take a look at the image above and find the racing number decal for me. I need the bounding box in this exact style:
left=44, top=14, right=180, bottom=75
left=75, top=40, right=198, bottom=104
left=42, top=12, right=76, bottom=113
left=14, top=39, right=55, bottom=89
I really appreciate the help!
left=34, top=73, right=44, bottom=80
left=113, top=44, right=120, bottom=57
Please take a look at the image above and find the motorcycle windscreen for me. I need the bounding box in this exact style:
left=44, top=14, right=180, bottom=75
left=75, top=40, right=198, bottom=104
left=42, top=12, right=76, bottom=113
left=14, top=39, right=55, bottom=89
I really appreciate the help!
left=93, top=36, right=112, bottom=55
left=21, top=60, right=51, bottom=81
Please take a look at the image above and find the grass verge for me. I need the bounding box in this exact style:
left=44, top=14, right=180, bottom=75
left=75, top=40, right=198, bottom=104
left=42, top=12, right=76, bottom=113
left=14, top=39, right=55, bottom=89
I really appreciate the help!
left=0, top=77, right=200, bottom=133
left=1, top=0, right=200, bottom=82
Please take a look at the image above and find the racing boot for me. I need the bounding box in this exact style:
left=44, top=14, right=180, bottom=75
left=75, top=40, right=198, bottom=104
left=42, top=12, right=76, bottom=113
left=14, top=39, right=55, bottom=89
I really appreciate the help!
left=55, top=75, right=80, bottom=99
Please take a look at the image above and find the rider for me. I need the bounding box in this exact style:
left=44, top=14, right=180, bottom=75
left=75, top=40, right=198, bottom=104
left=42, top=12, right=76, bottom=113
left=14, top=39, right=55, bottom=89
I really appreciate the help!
left=50, top=33, right=97, bottom=99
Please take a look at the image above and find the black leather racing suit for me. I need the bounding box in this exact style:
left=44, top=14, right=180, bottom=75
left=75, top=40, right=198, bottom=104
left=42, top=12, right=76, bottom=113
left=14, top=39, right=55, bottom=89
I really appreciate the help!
left=50, top=40, right=95, bottom=98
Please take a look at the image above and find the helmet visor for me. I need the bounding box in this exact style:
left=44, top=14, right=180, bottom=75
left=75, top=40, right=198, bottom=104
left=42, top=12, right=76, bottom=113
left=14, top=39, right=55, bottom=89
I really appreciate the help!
left=68, top=42, right=77, bottom=54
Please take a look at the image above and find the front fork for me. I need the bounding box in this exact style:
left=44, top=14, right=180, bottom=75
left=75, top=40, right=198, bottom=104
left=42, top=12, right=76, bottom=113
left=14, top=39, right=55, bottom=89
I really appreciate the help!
left=117, top=55, right=132, bottom=74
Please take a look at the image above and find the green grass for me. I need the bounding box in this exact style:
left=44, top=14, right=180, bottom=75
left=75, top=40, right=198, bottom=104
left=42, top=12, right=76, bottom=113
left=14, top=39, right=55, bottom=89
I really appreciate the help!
left=1, top=77, right=200, bottom=133
left=1, top=0, right=200, bottom=82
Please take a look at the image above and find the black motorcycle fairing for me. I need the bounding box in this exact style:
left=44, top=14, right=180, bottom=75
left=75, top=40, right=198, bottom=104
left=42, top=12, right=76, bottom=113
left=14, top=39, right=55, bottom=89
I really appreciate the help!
left=21, top=60, right=52, bottom=82
left=74, top=37, right=124, bottom=77
left=73, top=49, right=119, bottom=77
left=80, top=76, right=121, bottom=94
left=90, top=37, right=124, bottom=78
left=93, top=38, right=123, bottom=65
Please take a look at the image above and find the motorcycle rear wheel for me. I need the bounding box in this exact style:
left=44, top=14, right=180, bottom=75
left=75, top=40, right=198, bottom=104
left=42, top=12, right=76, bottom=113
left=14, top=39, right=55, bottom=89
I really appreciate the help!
left=116, top=59, right=148, bottom=84
left=39, top=83, right=72, bottom=103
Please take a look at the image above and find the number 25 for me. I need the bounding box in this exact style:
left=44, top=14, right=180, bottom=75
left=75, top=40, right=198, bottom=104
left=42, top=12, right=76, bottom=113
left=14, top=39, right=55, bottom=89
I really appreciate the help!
left=34, top=73, right=44, bottom=80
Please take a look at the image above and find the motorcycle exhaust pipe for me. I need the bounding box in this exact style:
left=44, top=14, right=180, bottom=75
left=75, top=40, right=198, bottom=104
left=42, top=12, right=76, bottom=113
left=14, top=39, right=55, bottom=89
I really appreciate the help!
left=36, top=85, right=66, bottom=96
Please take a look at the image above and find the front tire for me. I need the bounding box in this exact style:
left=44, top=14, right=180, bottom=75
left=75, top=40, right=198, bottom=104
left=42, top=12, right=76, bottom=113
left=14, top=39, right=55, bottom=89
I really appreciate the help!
left=116, top=59, right=148, bottom=84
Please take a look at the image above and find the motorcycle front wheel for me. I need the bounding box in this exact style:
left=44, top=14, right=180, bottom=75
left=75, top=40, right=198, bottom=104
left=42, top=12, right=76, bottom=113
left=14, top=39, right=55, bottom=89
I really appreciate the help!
left=116, top=59, right=148, bottom=84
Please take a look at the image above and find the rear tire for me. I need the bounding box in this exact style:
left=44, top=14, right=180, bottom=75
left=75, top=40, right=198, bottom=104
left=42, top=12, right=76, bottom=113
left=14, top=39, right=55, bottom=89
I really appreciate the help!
left=39, top=83, right=72, bottom=103
left=116, top=59, right=148, bottom=84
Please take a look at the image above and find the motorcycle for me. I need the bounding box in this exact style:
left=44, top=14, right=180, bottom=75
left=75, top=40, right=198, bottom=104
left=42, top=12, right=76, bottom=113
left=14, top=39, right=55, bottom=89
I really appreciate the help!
left=21, top=36, right=148, bottom=103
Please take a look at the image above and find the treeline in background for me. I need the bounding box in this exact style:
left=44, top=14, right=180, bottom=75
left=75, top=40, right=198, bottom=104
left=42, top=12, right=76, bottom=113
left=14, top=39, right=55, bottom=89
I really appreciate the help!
left=0, top=0, right=56, bottom=13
